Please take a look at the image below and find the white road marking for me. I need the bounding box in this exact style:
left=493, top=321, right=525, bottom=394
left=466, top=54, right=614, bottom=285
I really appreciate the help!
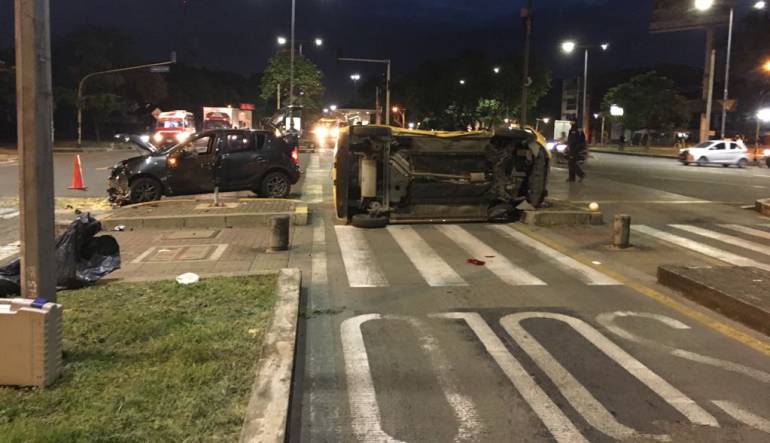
left=131, top=246, right=157, bottom=264
left=340, top=314, right=405, bottom=443
left=502, top=313, right=719, bottom=433
left=712, top=400, right=770, bottom=434
left=573, top=200, right=715, bottom=205
left=501, top=313, right=670, bottom=441
left=632, top=225, right=770, bottom=271
left=0, top=241, right=21, bottom=262
left=596, top=312, right=770, bottom=384
left=387, top=226, right=467, bottom=287
left=0, top=208, right=17, bottom=216
left=433, top=312, right=588, bottom=443
left=401, top=317, right=482, bottom=442
left=489, top=225, right=620, bottom=286
left=312, top=218, right=328, bottom=286
left=208, top=244, right=228, bottom=261
left=334, top=226, right=389, bottom=287
left=436, top=225, right=546, bottom=286
left=1, top=211, right=19, bottom=220
left=718, top=224, right=770, bottom=241
left=670, top=224, right=770, bottom=258
left=302, top=153, right=326, bottom=204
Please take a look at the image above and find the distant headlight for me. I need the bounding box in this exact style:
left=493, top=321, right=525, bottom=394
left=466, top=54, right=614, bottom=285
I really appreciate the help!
left=176, top=132, right=190, bottom=142
left=314, top=126, right=329, bottom=138
left=153, top=133, right=164, bottom=143
left=764, top=149, right=770, bottom=157
left=140, top=134, right=150, bottom=144
left=546, top=142, right=556, bottom=151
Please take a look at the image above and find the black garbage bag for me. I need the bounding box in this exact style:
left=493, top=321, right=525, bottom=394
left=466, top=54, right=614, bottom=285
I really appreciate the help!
left=0, top=213, right=121, bottom=297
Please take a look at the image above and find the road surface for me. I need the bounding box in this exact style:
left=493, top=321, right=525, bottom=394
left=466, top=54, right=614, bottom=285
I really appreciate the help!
left=287, top=150, right=770, bottom=442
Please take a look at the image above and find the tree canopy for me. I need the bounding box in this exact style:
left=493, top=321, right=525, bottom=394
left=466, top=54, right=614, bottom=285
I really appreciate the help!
left=260, top=51, right=325, bottom=115
left=602, top=71, right=689, bottom=145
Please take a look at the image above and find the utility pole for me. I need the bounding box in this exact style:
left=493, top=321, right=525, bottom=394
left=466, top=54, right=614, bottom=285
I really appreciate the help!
left=699, top=28, right=715, bottom=143
left=582, top=48, right=590, bottom=137
left=720, top=7, right=734, bottom=138
left=520, top=0, right=533, bottom=127
left=705, top=48, right=716, bottom=143
left=288, top=0, right=296, bottom=129
left=15, top=0, right=56, bottom=301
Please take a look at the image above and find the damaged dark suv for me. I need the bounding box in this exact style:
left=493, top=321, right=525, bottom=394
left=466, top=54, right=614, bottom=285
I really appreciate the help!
left=109, top=129, right=301, bottom=205
left=334, top=125, right=550, bottom=227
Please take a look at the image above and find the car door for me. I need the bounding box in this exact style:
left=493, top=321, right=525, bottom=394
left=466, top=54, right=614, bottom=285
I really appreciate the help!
left=708, top=142, right=727, bottom=163
left=726, top=142, right=743, bottom=163
left=214, top=132, right=267, bottom=191
left=165, top=134, right=216, bottom=195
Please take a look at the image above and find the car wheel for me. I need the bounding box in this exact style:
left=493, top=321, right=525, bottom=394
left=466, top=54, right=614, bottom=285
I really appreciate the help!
left=722, top=163, right=729, bottom=168
left=697, top=157, right=708, bottom=167
left=737, top=158, right=748, bottom=169
left=351, top=213, right=388, bottom=229
left=682, top=162, right=690, bottom=166
left=129, top=177, right=162, bottom=204
left=260, top=171, right=291, bottom=198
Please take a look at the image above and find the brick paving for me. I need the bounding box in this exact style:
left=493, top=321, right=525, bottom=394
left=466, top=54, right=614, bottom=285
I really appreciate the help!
left=108, top=199, right=299, bottom=219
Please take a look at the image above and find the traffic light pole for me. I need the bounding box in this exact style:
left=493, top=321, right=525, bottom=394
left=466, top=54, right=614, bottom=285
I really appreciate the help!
left=15, top=0, right=56, bottom=301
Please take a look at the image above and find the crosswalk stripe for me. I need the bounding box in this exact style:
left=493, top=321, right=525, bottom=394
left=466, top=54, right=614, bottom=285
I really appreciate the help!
left=334, top=226, right=389, bottom=287
left=632, top=225, right=770, bottom=271
left=387, top=225, right=467, bottom=287
left=0, top=208, right=16, bottom=216
left=670, top=224, right=770, bottom=258
left=489, top=225, right=620, bottom=286
left=0, top=210, right=19, bottom=220
left=0, top=241, right=21, bottom=262
left=437, top=225, right=546, bottom=286
left=719, top=224, right=770, bottom=241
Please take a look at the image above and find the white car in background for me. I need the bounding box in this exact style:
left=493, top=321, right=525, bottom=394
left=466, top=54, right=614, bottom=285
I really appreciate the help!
left=679, top=140, right=750, bottom=168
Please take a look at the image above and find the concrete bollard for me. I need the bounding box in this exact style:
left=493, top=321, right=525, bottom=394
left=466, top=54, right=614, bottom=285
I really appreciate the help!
left=267, top=215, right=290, bottom=252
left=612, top=214, right=631, bottom=248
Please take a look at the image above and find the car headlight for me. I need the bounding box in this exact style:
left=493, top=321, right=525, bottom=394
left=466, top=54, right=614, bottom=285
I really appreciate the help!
left=153, top=133, right=164, bottom=143
left=176, top=132, right=190, bottom=142
left=546, top=142, right=556, bottom=150
left=314, top=126, right=328, bottom=138
left=140, top=134, right=150, bottom=144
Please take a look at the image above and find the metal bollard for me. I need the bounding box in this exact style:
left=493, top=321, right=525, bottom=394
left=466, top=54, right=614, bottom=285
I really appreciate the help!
left=267, top=215, right=290, bottom=252
left=612, top=214, right=631, bottom=248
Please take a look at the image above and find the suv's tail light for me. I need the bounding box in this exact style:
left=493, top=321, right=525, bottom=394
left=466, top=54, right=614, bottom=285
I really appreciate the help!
left=291, top=146, right=299, bottom=165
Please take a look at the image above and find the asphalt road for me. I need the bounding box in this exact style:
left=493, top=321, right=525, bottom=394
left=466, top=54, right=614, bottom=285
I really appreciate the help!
left=288, top=150, right=770, bottom=442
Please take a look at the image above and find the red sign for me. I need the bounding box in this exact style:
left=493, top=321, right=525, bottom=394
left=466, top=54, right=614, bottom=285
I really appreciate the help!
left=240, top=103, right=255, bottom=111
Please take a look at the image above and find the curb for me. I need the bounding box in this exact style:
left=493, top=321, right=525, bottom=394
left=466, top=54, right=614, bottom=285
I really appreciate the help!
left=589, top=148, right=678, bottom=159
left=756, top=198, right=770, bottom=217
left=658, top=265, right=770, bottom=336
left=521, top=209, right=603, bottom=226
left=102, top=206, right=309, bottom=230
left=240, top=268, right=301, bottom=443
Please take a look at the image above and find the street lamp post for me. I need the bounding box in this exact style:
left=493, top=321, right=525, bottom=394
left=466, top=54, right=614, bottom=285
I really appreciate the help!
left=77, top=55, right=176, bottom=147
left=520, top=0, right=533, bottom=127
left=338, top=57, right=392, bottom=125
left=561, top=41, right=608, bottom=140
left=288, top=0, right=296, bottom=130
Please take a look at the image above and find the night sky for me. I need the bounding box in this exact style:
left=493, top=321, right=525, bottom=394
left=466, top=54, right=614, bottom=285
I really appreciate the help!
left=0, top=0, right=730, bottom=103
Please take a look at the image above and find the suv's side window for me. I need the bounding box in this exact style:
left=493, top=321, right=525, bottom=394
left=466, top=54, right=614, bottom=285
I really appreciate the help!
left=184, top=135, right=213, bottom=154
left=223, top=133, right=255, bottom=153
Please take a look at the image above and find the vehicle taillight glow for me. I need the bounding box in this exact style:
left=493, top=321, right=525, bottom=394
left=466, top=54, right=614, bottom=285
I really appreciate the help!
left=167, top=156, right=178, bottom=168
left=291, top=146, right=299, bottom=165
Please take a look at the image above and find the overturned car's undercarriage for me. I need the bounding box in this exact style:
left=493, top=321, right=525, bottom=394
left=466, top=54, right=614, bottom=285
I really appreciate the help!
left=334, top=125, right=550, bottom=227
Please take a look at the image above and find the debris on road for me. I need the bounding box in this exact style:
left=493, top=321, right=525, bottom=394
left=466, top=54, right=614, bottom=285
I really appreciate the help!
left=467, top=258, right=486, bottom=266
left=176, top=272, right=200, bottom=285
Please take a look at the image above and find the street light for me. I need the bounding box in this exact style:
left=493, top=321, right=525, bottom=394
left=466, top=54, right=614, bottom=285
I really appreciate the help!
left=314, top=37, right=324, bottom=46
left=330, top=104, right=337, bottom=111
left=763, top=60, right=770, bottom=73
left=756, top=1, right=767, bottom=9
left=561, top=40, right=609, bottom=136
left=493, top=66, right=501, bottom=74
left=459, top=79, right=466, bottom=85
left=694, top=0, right=714, bottom=11
left=610, top=105, right=624, bottom=117
left=277, top=36, right=288, bottom=45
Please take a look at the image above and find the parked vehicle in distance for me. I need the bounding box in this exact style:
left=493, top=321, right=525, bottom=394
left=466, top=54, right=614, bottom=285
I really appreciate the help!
left=109, top=129, right=301, bottom=205
left=679, top=140, right=750, bottom=168
left=152, top=110, right=197, bottom=148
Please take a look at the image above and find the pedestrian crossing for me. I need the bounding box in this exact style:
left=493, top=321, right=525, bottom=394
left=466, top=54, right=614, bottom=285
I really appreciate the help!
left=333, top=223, right=618, bottom=289
left=633, top=223, right=770, bottom=272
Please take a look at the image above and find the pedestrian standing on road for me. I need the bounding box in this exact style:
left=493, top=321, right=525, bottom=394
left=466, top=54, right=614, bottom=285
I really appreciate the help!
left=566, top=123, right=586, bottom=182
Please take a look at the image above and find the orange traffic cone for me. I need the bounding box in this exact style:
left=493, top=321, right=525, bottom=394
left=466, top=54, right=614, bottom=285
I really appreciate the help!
left=68, top=155, right=87, bottom=191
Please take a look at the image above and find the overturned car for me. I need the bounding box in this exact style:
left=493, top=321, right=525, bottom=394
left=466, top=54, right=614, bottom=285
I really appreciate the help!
left=334, top=125, right=550, bottom=227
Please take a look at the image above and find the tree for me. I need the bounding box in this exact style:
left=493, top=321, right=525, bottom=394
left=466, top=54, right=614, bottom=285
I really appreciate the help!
left=84, top=94, right=126, bottom=141
left=259, top=51, right=325, bottom=113
left=602, top=71, right=689, bottom=148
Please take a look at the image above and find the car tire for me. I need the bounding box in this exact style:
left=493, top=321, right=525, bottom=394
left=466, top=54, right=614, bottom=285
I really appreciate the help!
left=737, top=158, right=748, bottom=169
left=351, top=213, right=388, bottom=229
left=129, top=177, right=162, bottom=204
left=722, top=164, right=729, bottom=168
left=697, top=157, right=708, bottom=167
left=260, top=171, right=291, bottom=198
left=682, top=162, right=690, bottom=166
